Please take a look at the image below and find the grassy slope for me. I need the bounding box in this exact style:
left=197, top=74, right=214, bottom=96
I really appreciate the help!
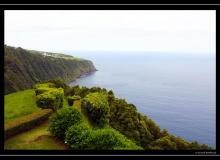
left=4, top=121, right=68, bottom=150
left=4, top=90, right=68, bottom=150
left=4, top=89, right=40, bottom=123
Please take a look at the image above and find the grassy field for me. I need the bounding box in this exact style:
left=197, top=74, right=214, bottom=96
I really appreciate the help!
left=4, top=90, right=69, bottom=150
left=4, top=89, right=41, bottom=123
left=4, top=89, right=93, bottom=150
left=4, top=121, right=68, bottom=150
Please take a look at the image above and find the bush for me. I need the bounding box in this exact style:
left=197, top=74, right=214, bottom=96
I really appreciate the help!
left=67, top=95, right=81, bottom=106
left=5, top=109, right=53, bottom=139
left=44, top=78, right=71, bottom=95
left=143, top=116, right=161, bottom=140
left=89, top=128, right=143, bottom=150
left=147, top=136, right=177, bottom=150
left=36, top=87, right=64, bottom=111
left=34, top=82, right=55, bottom=95
left=109, top=98, right=156, bottom=147
left=44, top=78, right=68, bottom=89
left=82, top=92, right=110, bottom=127
left=65, top=122, right=92, bottom=150
left=188, top=141, right=211, bottom=150
left=35, top=87, right=51, bottom=96
left=48, top=107, right=82, bottom=140
left=65, top=124, right=142, bottom=150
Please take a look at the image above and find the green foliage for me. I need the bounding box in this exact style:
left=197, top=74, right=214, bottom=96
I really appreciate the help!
left=72, top=86, right=90, bottom=98
left=5, top=109, right=53, bottom=139
left=89, top=128, right=143, bottom=150
left=160, top=129, right=169, bottom=138
left=4, top=45, right=96, bottom=94
left=66, top=86, right=110, bottom=99
left=48, top=107, right=82, bottom=140
left=65, top=122, right=92, bottom=150
left=34, top=82, right=56, bottom=95
left=67, top=95, right=81, bottom=106
left=44, top=78, right=71, bottom=96
left=146, top=134, right=212, bottom=150
left=143, top=116, right=161, bottom=140
left=65, top=123, right=142, bottom=150
left=36, top=87, right=64, bottom=111
left=44, top=78, right=68, bottom=89
left=35, top=82, right=56, bottom=89
left=147, top=136, right=177, bottom=150
left=169, top=135, right=190, bottom=150
left=188, top=141, right=211, bottom=150
left=82, top=92, right=110, bottom=127
left=109, top=98, right=159, bottom=147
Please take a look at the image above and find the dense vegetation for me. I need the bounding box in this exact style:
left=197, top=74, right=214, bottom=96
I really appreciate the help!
left=65, top=123, right=142, bottom=150
left=67, top=95, right=81, bottom=106
left=49, top=107, right=142, bottom=150
left=4, top=78, right=213, bottom=150
left=4, top=45, right=96, bottom=94
left=64, top=84, right=212, bottom=150
left=82, top=92, right=110, bottom=127
left=35, top=82, right=64, bottom=111
left=49, top=107, right=82, bottom=139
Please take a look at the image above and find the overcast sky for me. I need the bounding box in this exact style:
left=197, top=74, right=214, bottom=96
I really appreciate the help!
left=5, top=10, right=216, bottom=55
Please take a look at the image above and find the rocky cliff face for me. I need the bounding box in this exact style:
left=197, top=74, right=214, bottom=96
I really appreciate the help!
left=4, top=45, right=96, bottom=94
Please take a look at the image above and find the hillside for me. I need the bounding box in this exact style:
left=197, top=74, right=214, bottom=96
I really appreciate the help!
left=4, top=45, right=96, bottom=94
left=4, top=81, right=212, bottom=150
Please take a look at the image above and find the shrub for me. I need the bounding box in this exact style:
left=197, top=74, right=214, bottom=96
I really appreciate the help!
left=48, top=107, right=82, bottom=140
left=44, top=78, right=70, bottom=95
left=65, top=122, right=92, bottom=150
left=89, top=128, right=143, bottom=150
left=36, top=87, right=64, bottom=111
left=44, top=78, right=68, bottom=89
left=67, top=95, right=81, bottom=106
left=35, top=87, right=51, bottom=96
left=34, top=82, right=55, bottom=95
left=143, top=116, right=161, bottom=140
left=147, top=136, right=177, bottom=150
left=5, top=109, right=53, bottom=139
left=65, top=124, right=142, bottom=150
left=109, top=98, right=155, bottom=147
left=169, top=135, right=190, bottom=150
left=82, top=92, right=110, bottom=127
left=188, top=141, right=211, bottom=150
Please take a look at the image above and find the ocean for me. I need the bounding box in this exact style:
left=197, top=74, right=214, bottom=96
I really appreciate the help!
left=68, top=52, right=216, bottom=148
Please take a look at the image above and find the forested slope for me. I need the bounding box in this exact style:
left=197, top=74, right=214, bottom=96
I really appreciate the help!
left=4, top=45, right=96, bottom=94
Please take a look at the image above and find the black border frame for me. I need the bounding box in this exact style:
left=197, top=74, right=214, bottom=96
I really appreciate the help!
left=1, top=4, right=218, bottom=157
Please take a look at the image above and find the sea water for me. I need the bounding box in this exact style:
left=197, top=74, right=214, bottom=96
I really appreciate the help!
left=69, top=52, right=216, bottom=148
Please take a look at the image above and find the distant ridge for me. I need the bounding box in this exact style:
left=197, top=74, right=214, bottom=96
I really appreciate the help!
left=4, top=45, right=97, bottom=94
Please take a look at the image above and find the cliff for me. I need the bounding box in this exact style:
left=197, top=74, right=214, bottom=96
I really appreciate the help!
left=4, top=45, right=96, bottom=94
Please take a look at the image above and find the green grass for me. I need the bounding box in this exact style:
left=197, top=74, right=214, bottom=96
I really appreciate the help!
left=4, top=121, right=68, bottom=150
left=73, top=100, right=94, bottom=128
left=4, top=89, right=41, bottom=123
left=4, top=89, right=68, bottom=150
left=4, top=91, right=90, bottom=150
